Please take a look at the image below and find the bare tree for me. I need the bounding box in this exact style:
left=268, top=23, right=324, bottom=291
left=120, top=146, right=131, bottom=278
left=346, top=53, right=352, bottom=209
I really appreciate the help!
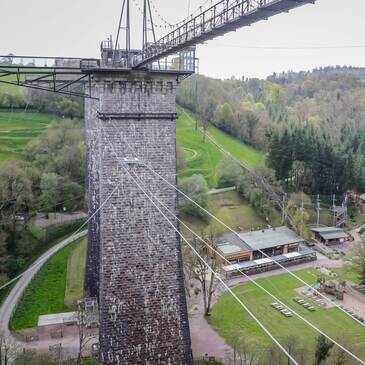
left=323, top=333, right=358, bottom=365
left=349, top=240, right=365, bottom=285
left=225, top=330, right=262, bottom=365
left=183, top=231, right=222, bottom=316
left=198, top=97, right=215, bottom=143
left=263, top=335, right=310, bottom=365
left=0, top=332, right=20, bottom=365
left=75, top=300, right=98, bottom=364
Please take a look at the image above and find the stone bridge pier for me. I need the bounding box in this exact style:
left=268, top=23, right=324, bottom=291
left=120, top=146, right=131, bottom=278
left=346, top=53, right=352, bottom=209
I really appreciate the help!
left=85, top=71, right=193, bottom=365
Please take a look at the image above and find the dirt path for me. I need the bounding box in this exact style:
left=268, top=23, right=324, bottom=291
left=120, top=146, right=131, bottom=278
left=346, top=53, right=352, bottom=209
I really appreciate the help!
left=188, top=288, right=231, bottom=363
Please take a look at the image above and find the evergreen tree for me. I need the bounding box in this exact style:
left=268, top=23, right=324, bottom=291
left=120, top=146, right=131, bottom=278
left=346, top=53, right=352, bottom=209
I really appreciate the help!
left=314, top=335, right=333, bottom=365
left=267, top=132, right=282, bottom=179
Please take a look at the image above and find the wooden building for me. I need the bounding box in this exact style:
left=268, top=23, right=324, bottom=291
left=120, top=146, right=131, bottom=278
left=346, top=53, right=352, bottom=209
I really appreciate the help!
left=311, top=226, right=348, bottom=245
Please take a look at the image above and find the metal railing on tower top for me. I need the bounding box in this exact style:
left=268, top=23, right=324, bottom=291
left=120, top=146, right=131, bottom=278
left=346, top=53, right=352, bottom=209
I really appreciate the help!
left=133, top=0, right=315, bottom=67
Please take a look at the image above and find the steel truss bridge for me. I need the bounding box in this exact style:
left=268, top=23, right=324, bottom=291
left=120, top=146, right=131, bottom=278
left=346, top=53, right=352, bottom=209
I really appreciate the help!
left=0, top=0, right=314, bottom=98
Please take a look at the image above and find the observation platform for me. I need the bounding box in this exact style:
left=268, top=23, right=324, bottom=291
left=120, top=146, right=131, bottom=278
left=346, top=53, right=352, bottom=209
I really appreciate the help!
left=0, top=44, right=197, bottom=99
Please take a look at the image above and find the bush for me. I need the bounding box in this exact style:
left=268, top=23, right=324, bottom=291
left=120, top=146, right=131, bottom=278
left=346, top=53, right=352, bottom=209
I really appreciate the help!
left=216, top=158, right=242, bottom=188
left=15, top=352, right=57, bottom=365
left=178, top=174, right=209, bottom=218
left=44, top=218, right=87, bottom=243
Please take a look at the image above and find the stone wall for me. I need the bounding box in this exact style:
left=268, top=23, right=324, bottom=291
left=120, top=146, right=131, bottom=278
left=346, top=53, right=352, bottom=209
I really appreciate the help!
left=85, top=95, right=101, bottom=299
left=85, top=72, right=193, bottom=364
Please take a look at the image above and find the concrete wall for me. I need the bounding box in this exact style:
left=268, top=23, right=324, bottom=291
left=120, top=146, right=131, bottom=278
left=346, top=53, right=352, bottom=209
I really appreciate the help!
left=85, top=72, right=193, bottom=365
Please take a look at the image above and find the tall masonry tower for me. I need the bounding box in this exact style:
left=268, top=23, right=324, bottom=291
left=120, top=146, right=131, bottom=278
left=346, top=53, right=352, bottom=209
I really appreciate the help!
left=84, top=33, right=196, bottom=364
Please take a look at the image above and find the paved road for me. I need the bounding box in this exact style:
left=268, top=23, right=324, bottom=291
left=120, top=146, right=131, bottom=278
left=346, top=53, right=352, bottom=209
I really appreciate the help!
left=207, top=186, right=236, bottom=195
left=0, top=231, right=87, bottom=337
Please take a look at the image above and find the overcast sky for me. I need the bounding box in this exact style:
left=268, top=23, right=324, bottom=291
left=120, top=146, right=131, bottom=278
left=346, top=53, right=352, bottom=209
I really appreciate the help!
left=1, top=0, right=364, bottom=79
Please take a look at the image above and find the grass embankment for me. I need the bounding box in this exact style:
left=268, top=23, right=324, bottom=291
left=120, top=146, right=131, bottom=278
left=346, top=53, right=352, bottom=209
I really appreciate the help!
left=209, top=268, right=365, bottom=359
left=181, top=191, right=280, bottom=236
left=65, top=238, right=87, bottom=307
left=0, top=111, right=60, bottom=161
left=0, top=74, right=23, bottom=95
left=176, top=109, right=264, bottom=187
left=10, top=237, right=86, bottom=330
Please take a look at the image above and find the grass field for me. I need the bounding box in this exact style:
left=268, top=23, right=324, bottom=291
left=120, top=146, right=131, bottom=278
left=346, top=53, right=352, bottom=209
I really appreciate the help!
left=0, top=75, right=23, bottom=95
left=208, top=268, right=365, bottom=359
left=64, top=238, right=87, bottom=308
left=181, top=191, right=278, bottom=236
left=176, top=109, right=264, bottom=187
left=10, top=238, right=86, bottom=330
left=0, top=110, right=60, bottom=160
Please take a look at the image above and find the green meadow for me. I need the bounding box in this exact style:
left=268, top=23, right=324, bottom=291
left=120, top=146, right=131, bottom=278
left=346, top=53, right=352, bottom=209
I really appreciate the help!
left=0, top=111, right=60, bottom=160
left=209, top=268, right=365, bottom=359
left=176, top=108, right=264, bottom=187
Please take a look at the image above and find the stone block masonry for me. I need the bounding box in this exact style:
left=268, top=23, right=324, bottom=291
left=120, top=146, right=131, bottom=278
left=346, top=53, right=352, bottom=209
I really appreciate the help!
left=85, top=95, right=101, bottom=299
left=85, top=72, right=193, bottom=364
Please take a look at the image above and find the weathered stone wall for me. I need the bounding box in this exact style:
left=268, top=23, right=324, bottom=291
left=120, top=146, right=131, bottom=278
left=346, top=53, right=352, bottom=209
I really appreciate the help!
left=85, top=94, right=101, bottom=299
left=85, top=72, right=193, bottom=365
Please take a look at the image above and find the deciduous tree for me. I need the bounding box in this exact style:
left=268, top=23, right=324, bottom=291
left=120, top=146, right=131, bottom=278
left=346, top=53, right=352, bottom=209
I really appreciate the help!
left=178, top=174, right=209, bottom=219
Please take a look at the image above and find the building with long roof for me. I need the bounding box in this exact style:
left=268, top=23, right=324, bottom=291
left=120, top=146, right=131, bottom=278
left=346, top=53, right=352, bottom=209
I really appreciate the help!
left=218, top=226, right=316, bottom=276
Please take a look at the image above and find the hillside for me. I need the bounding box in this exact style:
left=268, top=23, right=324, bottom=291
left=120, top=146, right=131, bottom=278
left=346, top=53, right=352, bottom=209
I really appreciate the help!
left=177, top=70, right=365, bottom=195
left=0, top=110, right=61, bottom=160
left=177, top=108, right=264, bottom=188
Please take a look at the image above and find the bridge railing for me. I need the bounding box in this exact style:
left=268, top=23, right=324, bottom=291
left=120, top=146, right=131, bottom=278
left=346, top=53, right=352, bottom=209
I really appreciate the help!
left=0, top=55, right=88, bottom=69
left=134, top=0, right=314, bottom=67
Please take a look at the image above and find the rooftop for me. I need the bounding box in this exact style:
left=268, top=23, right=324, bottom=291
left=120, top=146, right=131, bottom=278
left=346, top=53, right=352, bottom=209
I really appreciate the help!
left=311, top=227, right=344, bottom=233
left=311, top=226, right=347, bottom=240
left=38, top=312, right=77, bottom=327
left=218, top=226, right=305, bottom=255
left=238, top=226, right=305, bottom=251
left=218, top=232, right=252, bottom=256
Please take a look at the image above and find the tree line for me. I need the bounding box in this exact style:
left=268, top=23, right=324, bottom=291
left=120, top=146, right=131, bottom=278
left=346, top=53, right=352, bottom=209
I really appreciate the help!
left=0, top=120, right=86, bottom=287
left=267, top=125, right=365, bottom=194
left=177, top=68, right=365, bottom=195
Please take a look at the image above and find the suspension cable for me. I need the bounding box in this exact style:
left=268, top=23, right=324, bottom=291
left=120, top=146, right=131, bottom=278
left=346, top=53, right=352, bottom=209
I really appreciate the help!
left=121, top=129, right=365, bottom=328
left=101, top=124, right=365, bottom=364
left=123, top=164, right=365, bottom=365
left=0, top=181, right=121, bottom=292
left=116, top=157, right=300, bottom=365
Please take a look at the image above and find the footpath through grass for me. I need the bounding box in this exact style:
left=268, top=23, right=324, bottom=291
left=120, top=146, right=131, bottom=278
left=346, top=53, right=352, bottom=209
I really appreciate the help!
left=209, top=268, right=365, bottom=359
left=11, top=237, right=86, bottom=330
left=0, top=110, right=60, bottom=161
left=176, top=109, right=264, bottom=187
left=65, top=238, right=87, bottom=307
left=181, top=191, right=268, bottom=236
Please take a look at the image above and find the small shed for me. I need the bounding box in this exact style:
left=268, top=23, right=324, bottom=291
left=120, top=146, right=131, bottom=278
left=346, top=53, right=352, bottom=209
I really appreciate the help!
left=311, top=227, right=348, bottom=245
left=37, top=312, right=77, bottom=340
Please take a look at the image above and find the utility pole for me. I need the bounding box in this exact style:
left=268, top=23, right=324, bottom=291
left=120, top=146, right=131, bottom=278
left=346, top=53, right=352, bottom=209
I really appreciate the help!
left=342, top=193, right=348, bottom=225
left=300, top=199, right=304, bottom=237
left=332, top=194, right=336, bottom=226
left=316, top=194, right=321, bottom=227
left=195, top=76, right=198, bottom=130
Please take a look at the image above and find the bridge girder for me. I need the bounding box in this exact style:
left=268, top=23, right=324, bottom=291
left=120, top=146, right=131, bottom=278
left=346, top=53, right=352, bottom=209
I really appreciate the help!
left=133, top=0, right=316, bottom=68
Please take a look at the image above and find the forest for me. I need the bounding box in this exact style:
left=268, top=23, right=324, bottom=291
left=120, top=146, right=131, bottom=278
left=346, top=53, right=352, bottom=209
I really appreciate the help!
left=1, top=65, right=365, bottom=291
left=177, top=66, right=365, bottom=194
left=0, top=84, right=85, bottom=288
